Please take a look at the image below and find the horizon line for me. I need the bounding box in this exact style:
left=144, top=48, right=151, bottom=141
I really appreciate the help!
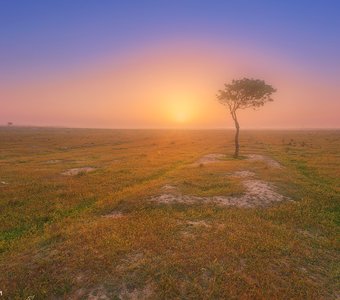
left=1, top=125, right=339, bottom=131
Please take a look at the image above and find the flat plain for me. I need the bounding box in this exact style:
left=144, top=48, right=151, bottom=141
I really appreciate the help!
left=0, top=128, right=339, bottom=299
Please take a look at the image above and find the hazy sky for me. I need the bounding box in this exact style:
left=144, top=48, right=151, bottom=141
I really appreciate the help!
left=1, top=0, right=339, bottom=128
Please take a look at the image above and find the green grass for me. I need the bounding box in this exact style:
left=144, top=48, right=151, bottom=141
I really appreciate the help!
left=0, top=127, right=339, bottom=299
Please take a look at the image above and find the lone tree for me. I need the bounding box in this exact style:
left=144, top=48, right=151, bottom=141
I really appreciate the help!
left=217, top=78, right=276, bottom=158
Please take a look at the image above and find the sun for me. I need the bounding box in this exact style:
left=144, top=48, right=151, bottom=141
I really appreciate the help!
left=160, top=91, right=198, bottom=125
left=167, top=100, right=193, bottom=124
left=173, top=110, right=189, bottom=123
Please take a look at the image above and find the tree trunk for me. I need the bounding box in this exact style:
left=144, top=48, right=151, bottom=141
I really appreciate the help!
left=232, top=112, right=240, bottom=158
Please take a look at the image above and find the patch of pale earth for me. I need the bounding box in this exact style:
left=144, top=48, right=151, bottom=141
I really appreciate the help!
left=298, top=230, right=317, bottom=239
left=297, top=229, right=327, bottom=241
left=75, top=273, right=86, bottom=283
left=116, top=252, right=144, bottom=272
left=212, top=179, right=288, bottom=208
left=151, top=193, right=206, bottom=205
left=1, top=181, right=8, bottom=185
left=73, top=288, right=86, bottom=299
left=119, top=282, right=154, bottom=300
left=230, top=170, right=256, bottom=178
left=191, top=153, right=225, bottom=166
left=181, top=231, right=195, bottom=238
left=246, top=154, right=282, bottom=168
left=46, top=159, right=62, bottom=164
left=102, top=211, right=124, bottom=219
left=61, top=167, right=96, bottom=176
left=187, top=220, right=210, bottom=227
left=161, top=184, right=178, bottom=192
left=152, top=180, right=289, bottom=208
left=87, top=285, right=110, bottom=300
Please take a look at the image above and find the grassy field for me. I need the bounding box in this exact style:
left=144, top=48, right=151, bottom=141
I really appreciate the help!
left=0, top=127, right=339, bottom=299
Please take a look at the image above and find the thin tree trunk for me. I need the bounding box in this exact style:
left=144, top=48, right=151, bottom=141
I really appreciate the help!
left=232, top=111, right=240, bottom=158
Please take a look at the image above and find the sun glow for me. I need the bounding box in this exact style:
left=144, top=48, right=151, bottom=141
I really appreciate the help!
left=173, top=110, right=189, bottom=123
left=3, top=39, right=339, bottom=129
left=163, top=96, right=197, bottom=125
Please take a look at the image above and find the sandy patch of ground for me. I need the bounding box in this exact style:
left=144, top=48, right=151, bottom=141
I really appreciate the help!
left=86, top=282, right=154, bottom=300
left=115, top=252, right=156, bottom=298
left=187, top=220, right=211, bottom=227
left=102, top=211, right=124, bottom=219
left=1, top=181, right=8, bottom=185
left=151, top=170, right=289, bottom=208
left=87, top=285, right=110, bottom=300
left=74, top=253, right=153, bottom=299
left=61, top=167, right=96, bottom=176
left=150, top=193, right=203, bottom=205
left=116, top=252, right=144, bottom=273
left=119, top=282, right=155, bottom=300
left=162, top=184, right=178, bottom=192
left=46, top=159, right=63, bottom=164
left=192, top=153, right=282, bottom=168
left=191, top=153, right=225, bottom=166
left=181, top=231, right=195, bottom=238
left=218, top=179, right=287, bottom=207
left=246, top=154, right=282, bottom=168
left=180, top=220, right=225, bottom=238
left=230, top=170, right=256, bottom=178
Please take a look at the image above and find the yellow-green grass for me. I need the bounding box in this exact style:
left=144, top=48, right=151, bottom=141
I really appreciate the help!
left=0, top=127, right=339, bottom=299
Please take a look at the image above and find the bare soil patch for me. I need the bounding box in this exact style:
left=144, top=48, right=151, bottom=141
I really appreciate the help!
left=230, top=170, right=256, bottom=178
left=87, top=285, right=110, bottom=300
left=119, top=282, right=155, bottom=300
left=246, top=154, right=282, bottom=168
left=46, top=159, right=63, bottom=164
left=187, top=220, right=210, bottom=227
left=219, top=179, right=287, bottom=207
left=180, top=220, right=211, bottom=239
left=191, top=153, right=225, bottom=166
left=161, top=184, right=178, bottom=192
left=151, top=170, right=289, bottom=208
left=61, top=167, right=96, bottom=176
left=102, top=211, right=124, bottom=219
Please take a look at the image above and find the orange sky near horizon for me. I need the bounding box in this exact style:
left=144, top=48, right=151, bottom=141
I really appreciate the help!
left=1, top=40, right=339, bottom=129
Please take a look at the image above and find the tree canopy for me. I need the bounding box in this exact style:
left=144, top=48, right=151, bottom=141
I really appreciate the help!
left=217, top=78, right=276, bottom=113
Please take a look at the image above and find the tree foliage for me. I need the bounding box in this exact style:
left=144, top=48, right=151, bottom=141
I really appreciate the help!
left=217, top=78, right=276, bottom=113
